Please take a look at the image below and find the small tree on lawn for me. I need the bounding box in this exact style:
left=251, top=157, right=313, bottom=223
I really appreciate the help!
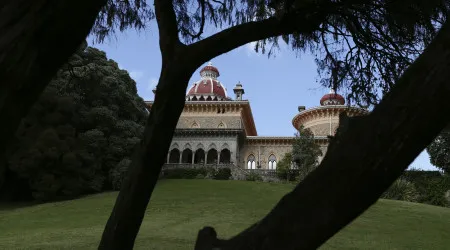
left=427, top=129, right=450, bottom=174
left=293, top=126, right=323, bottom=182
left=276, top=152, right=293, bottom=181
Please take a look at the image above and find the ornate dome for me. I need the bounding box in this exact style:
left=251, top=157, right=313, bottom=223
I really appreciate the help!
left=186, top=62, right=230, bottom=101
left=320, top=89, right=345, bottom=106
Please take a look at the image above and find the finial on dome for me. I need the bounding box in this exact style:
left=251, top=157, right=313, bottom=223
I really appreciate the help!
left=329, top=88, right=336, bottom=94
left=208, top=61, right=213, bottom=66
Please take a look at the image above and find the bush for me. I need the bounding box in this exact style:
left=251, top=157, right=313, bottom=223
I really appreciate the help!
left=276, top=169, right=300, bottom=181
left=213, top=168, right=231, bottom=180
left=163, top=168, right=208, bottom=179
left=382, top=178, right=419, bottom=202
left=402, top=170, right=450, bottom=207
left=245, top=171, right=263, bottom=181
left=162, top=167, right=232, bottom=180
left=195, top=174, right=205, bottom=179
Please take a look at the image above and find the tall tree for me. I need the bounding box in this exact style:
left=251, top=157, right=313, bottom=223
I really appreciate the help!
left=97, top=1, right=450, bottom=249
left=427, top=128, right=450, bottom=174
left=2, top=45, right=147, bottom=201
left=292, top=126, right=323, bottom=179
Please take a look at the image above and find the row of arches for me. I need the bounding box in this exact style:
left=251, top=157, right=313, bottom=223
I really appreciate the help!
left=168, top=148, right=231, bottom=164
left=246, top=154, right=277, bottom=170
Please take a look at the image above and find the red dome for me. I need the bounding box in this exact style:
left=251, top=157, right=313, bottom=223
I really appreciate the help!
left=320, top=90, right=345, bottom=106
left=187, top=79, right=227, bottom=98
left=186, top=62, right=229, bottom=101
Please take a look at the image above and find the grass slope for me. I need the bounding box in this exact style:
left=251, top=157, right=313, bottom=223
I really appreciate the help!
left=0, top=179, right=449, bottom=249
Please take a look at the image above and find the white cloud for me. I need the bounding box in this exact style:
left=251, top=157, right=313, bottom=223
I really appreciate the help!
left=129, top=70, right=145, bottom=81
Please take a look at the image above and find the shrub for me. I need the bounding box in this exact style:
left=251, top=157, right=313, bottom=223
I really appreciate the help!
left=276, top=169, right=300, bottom=182
left=402, top=171, right=450, bottom=207
left=382, top=178, right=419, bottom=202
left=213, top=168, right=231, bottom=180
left=163, top=168, right=208, bottom=179
left=246, top=171, right=263, bottom=181
left=195, top=174, right=205, bottom=179
left=161, top=167, right=234, bottom=180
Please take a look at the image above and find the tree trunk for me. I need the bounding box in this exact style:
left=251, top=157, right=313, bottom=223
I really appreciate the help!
left=195, top=21, right=450, bottom=250
left=98, top=55, right=197, bottom=249
left=0, top=0, right=106, bottom=155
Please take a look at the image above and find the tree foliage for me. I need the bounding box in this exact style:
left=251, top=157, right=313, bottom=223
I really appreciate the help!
left=427, top=129, right=450, bottom=174
left=293, top=126, right=323, bottom=171
left=277, top=127, right=323, bottom=181
left=0, top=44, right=147, bottom=201
left=90, top=0, right=449, bottom=106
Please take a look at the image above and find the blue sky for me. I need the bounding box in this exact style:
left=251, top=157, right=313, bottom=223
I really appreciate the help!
left=89, top=23, right=436, bottom=171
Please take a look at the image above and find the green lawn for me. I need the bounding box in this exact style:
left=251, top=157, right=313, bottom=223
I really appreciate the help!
left=0, top=179, right=449, bottom=249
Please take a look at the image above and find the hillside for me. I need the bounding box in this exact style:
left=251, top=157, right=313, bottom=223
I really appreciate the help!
left=0, top=179, right=449, bottom=249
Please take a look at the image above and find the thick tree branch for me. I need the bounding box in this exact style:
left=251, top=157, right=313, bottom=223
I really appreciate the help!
left=188, top=2, right=331, bottom=62
left=196, top=21, right=450, bottom=249
left=0, top=0, right=106, bottom=155
left=155, top=0, right=181, bottom=57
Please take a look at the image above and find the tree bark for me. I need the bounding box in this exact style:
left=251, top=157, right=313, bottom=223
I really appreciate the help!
left=98, top=1, right=337, bottom=248
left=0, top=0, right=106, bottom=155
left=195, top=20, right=450, bottom=250
left=98, top=1, right=199, bottom=249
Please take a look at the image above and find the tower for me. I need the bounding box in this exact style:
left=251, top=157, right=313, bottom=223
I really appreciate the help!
left=233, top=82, right=245, bottom=101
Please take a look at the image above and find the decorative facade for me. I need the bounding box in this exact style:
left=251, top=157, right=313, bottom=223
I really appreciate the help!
left=145, top=62, right=368, bottom=172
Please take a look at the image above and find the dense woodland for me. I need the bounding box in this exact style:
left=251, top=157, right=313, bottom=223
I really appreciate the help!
left=0, top=42, right=148, bottom=202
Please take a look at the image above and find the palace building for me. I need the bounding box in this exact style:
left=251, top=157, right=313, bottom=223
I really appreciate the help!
left=145, top=62, right=368, bottom=171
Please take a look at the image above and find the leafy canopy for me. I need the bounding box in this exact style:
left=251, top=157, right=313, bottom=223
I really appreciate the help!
left=427, top=129, right=450, bottom=174
left=90, top=0, right=448, bottom=106
left=1, top=43, right=148, bottom=201
left=277, top=126, right=322, bottom=181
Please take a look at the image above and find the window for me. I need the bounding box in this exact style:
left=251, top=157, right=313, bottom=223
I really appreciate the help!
left=247, top=154, right=256, bottom=169
left=207, top=149, right=218, bottom=164
left=268, top=154, right=277, bottom=170
left=219, top=149, right=231, bottom=164
left=168, top=149, right=180, bottom=163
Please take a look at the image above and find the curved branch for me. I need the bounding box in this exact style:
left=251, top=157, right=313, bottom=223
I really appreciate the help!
left=187, top=0, right=335, bottom=64
left=196, top=20, right=450, bottom=249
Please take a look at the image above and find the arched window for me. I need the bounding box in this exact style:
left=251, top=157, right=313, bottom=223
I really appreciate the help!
left=219, top=149, right=231, bottom=164
left=207, top=149, right=218, bottom=164
left=181, top=149, right=193, bottom=163
left=194, top=148, right=205, bottom=164
left=168, top=149, right=180, bottom=163
left=268, top=154, right=277, bottom=170
left=247, top=154, right=256, bottom=169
